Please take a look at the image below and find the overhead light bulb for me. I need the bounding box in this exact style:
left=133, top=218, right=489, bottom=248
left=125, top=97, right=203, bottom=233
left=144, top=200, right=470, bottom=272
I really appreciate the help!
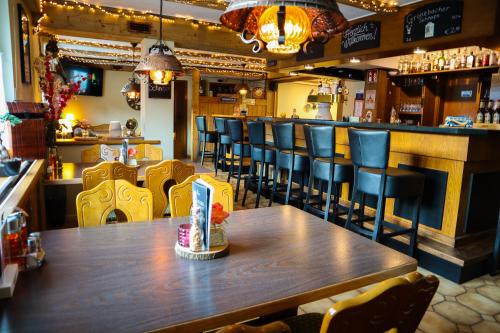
left=350, top=57, right=361, bottom=63
left=304, top=64, right=314, bottom=70
left=289, top=71, right=299, bottom=76
left=150, top=69, right=173, bottom=85
left=414, top=47, right=426, bottom=54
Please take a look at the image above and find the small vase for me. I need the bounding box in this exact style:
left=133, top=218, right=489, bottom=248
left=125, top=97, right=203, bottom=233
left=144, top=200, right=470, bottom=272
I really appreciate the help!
left=210, top=225, right=227, bottom=247
left=46, top=121, right=58, bottom=148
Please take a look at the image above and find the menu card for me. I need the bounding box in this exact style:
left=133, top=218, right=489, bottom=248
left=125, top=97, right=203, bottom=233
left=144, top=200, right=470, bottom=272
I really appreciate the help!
left=192, top=179, right=214, bottom=251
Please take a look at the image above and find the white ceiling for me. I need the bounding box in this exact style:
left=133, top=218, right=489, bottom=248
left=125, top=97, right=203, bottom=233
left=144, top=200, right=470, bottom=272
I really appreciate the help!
left=84, top=0, right=423, bottom=23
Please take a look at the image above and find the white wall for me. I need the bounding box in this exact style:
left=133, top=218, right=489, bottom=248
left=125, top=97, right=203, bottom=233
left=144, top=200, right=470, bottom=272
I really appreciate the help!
left=65, top=70, right=141, bottom=128
left=276, top=79, right=365, bottom=119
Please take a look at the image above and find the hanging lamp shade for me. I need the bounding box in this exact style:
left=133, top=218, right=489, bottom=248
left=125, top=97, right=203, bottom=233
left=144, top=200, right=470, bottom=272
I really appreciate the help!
left=220, top=0, right=349, bottom=54
left=120, top=77, right=141, bottom=100
left=134, top=43, right=183, bottom=85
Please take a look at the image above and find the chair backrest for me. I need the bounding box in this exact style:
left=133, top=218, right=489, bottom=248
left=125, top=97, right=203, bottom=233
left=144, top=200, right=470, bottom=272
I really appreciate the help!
left=196, top=116, right=207, bottom=133
left=226, top=119, right=244, bottom=143
left=82, top=161, right=138, bottom=191
left=144, top=160, right=195, bottom=218
left=76, top=179, right=153, bottom=227
left=168, top=174, right=234, bottom=218
left=272, top=122, right=295, bottom=151
left=214, top=117, right=229, bottom=134
left=304, top=125, right=335, bottom=159
left=247, top=121, right=266, bottom=146
left=81, top=144, right=119, bottom=163
left=320, top=272, right=439, bottom=333
left=348, top=128, right=390, bottom=169
left=134, top=144, right=163, bottom=161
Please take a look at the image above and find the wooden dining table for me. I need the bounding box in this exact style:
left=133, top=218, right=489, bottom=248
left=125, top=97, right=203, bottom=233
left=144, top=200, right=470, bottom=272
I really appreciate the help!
left=43, top=159, right=212, bottom=186
left=0, top=206, right=417, bottom=333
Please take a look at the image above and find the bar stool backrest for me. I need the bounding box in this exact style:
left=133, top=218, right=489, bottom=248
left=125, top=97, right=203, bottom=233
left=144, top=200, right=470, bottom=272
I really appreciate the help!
left=214, top=117, right=229, bottom=134
left=247, top=121, right=266, bottom=146
left=195, top=116, right=207, bottom=133
left=304, top=125, right=335, bottom=159
left=348, top=128, right=390, bottom=169
left=227, top=119, right=244, bottom=143
left=272, top=122, right=295, bottom=151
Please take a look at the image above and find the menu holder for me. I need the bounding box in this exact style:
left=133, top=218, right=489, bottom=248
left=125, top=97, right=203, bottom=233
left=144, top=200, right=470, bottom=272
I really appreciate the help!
left=192, top=179, right=214, bottom=251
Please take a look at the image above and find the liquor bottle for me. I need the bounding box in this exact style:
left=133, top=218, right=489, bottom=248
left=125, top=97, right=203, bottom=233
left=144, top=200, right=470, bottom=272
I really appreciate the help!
left=475, top=49, right=483, bottom=67
left=444, top=51, right=450, bottom=70
left=485, top=100, right=495, bottom=124
left=482, top=50, right=490, bottom=67
left=398, top=57, right=404, bottom=73
left=337, top=79, right=343, bottom=95
left=415, top=55, right=422, bottom=73
left=490, top=51, right=497, bottom=67
left=437, top=51, right=445, bottom=71
left=493, top=100, right=500, bottom=124
left=476, top=100, right=485, bottom=123
left=424, top=55, right=431, bottom=72
left=466, top=51, right=475, bottom=68
left=432, top=54, right=439, bottom=71
left=402, top=57, right=409, bottom=74
left=449, top=51, right=457, bottom=70
left=460, top=48, right=467, bottom=69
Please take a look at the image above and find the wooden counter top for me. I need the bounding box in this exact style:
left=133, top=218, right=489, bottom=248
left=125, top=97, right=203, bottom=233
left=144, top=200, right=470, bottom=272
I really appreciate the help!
left=56, top=138, right=161, bottom=146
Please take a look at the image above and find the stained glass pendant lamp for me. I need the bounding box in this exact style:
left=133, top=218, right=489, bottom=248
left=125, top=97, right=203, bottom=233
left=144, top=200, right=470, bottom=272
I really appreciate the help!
left=134, top=0, right=183, bottom=85
left=121, top=43, right=141, bottom=102
left=220, top=0, right=349, bottom=54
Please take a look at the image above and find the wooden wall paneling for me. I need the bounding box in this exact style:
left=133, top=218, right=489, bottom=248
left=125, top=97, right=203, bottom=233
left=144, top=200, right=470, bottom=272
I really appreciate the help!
left=442, top=73, right=480, bottom=120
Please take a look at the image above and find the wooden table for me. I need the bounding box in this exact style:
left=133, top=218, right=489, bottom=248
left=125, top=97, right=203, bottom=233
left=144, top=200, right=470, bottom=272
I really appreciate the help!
left=0, top=206, right=417, bottom=332
left=44, top=160, right=212, bottom=186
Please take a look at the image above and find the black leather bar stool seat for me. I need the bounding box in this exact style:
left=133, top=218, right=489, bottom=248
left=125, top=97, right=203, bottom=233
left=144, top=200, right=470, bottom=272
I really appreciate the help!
left=196, top=116, right=217, bottom=166
left=358, top=167, right=424, bottom=198
left=269, top=122, right=309, bottom=207
left=345, top=128, right=425, bottom=257
left=226, top=119, right=251, bottom=201
left=214, top=117, right=232, bottom=175
left=303, top=125, right=353, bottom=223
left=242, top=121, right=276, bottom=208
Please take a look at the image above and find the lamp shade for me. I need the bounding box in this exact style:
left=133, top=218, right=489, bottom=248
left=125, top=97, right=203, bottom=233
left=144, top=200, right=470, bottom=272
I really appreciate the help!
left=134, top=44, right=183, bottom=85
left=220, top=0, right=349, bottom=54
left=120, top=78, right=141, bottom=99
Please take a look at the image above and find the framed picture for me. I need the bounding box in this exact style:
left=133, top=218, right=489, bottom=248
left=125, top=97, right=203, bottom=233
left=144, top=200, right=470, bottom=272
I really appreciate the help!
left=17, top=4, right=31, bottom=84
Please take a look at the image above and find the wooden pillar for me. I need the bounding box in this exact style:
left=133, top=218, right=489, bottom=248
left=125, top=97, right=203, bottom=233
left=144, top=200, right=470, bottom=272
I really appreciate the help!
left=191, top=69, right=200, bottom=162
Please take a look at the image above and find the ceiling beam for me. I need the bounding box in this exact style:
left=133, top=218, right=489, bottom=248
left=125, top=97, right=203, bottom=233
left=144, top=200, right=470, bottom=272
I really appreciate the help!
left=164, top=0, right=227, bottom=11
left=336, top=0, right=398, bottom=12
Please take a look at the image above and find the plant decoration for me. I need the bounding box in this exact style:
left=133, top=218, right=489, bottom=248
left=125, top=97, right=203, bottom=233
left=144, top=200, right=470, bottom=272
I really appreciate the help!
left=0, top=113, right=22, bottom=161
left=34, top=38, right=85, bottom=147
left=211, top=203, right=230, bottom=228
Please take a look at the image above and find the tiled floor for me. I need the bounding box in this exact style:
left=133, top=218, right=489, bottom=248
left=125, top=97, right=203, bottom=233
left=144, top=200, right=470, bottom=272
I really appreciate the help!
left=207, top=164, right=500, bottom=333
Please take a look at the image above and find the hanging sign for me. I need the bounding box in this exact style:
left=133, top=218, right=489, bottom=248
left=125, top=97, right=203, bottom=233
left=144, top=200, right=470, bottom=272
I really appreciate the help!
left=404, top=0, right=463, bottom=43
left=341, top=21, right=380, bottom=54
left=148, top=79, right=172, bottom=99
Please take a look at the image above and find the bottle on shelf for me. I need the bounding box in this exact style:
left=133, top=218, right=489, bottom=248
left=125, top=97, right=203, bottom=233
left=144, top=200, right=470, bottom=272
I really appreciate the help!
left=490, top=51, right=497, bottom=67
left=423, top=55, right=431, bottom=72
left=482, top=50, right=490, bottom=67
left=485, top=100, right=494, bottom=124
left=449, top=51, right=457, bottom=70
left=466, top=50, right=476, bottom=68
left=475, top=48, right=483, bottom=67
left=432, top=54, right=439, bottom=71
left=460, top=48, right=467, bottom=69
left=476, top=100, right=485, bottom=123
left=493, top=100, right=500, bottom=124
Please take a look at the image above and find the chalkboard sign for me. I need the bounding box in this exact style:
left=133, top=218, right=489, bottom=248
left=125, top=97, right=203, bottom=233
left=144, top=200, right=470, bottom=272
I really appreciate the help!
left=341, top=21, right=380, bottom=54
left=148, top=79, right=172, bottom=99
left=404, top=0, right=463, bottom=43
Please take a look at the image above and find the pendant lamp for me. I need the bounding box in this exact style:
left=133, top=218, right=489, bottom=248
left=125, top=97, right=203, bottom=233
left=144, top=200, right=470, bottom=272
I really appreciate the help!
left=121, top=43, right=141, bottom=101
left=134, top=0, right=183, bottom=85
left=220, top=0, right=349, bottom=54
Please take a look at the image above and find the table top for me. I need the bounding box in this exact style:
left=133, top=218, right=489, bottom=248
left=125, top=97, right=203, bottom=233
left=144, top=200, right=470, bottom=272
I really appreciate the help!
left=44, top=159, right=211, bottom=185
left=0, top=206, right=416, bottom=333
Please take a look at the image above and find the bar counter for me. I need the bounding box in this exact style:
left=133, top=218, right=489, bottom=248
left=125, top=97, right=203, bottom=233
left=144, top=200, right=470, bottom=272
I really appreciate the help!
left=259, top=117, right=500, bottom=282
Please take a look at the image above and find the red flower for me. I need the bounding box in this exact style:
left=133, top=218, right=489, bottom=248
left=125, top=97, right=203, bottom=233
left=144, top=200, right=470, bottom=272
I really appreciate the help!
left=128, top=148, right=137, bottom=156
left=211, top=203, right=229, bottom=225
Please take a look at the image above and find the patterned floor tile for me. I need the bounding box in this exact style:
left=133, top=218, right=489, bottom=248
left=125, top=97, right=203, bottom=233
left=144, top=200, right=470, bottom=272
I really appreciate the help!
left=431, top=292, right=445, bottom=306
left=481, top=314, right=496, bottom=322
left=471, top=321, right=500, bottom=333
left=456, top=292, right=500, bottom=316
left=457, top=324, right=473, bottom=332
left=434, top=301, right=482, bottom=325
left=477, top=285, right=500, bottom=303
left=438, top=278, right=467, bottom=297
left=418, top=311, right=458, bottom=333
left=463, top=278, right=487, bottom=289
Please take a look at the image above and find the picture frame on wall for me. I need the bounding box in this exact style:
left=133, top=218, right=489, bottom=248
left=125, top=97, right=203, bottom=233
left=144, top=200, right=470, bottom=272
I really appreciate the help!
left=17, top=4, right=31, bottom=84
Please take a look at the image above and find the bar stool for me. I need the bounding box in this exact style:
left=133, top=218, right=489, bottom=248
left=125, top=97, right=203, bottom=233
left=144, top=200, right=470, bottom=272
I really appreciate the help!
left=242, top=121, right=276, bottom=208
left=345, top=128, right=425, bottom=257
left=226, top=119, right=251, bottom=201
left=303, top=125, right=353, bottom=223
left=195, top=116, right=217, bottom=166
left=269, top=122, right=309, bottom=207
left=213, top=117, right=232, bottom=175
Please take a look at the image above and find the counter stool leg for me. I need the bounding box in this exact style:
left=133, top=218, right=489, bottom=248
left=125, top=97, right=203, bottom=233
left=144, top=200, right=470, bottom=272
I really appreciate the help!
left=318, top=180, right=323, bottom=210
left=372, top=194, right=386, bottom=243
left=285, top=164, right=294, bottom=205
left=235, top=149, right=243, bottom=202
left=269, top=166, right=279, bottom=207
left=255, top=159, right=266, bottom=208
left=304, top=163, right=314, bottom=212
left=213, top=141, right=218, bottom=174
left=197, top=139, right=202, bottom=163
left=324, top=163, right=334, bottom=224
left=298, top=172, right=305, bottom=208
left=345, top=174, right=358, bottom=230
left=227, top=147, right=235, bottom=183
left=408, top=195, right=422, bottom=257
left=201, top=136, right=207, bottom=166
left=242, top=156, right=255, bottom=206
left=332, top=183, right=340, bottom=221
left=358, top=193, right=366, bottom=220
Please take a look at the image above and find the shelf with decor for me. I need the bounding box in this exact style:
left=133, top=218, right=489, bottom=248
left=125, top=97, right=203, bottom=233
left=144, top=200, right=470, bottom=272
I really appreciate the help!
left=390, top=65, right=500, bottom=78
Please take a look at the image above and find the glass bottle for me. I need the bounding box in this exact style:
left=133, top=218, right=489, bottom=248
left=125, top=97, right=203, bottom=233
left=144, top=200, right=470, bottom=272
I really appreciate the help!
left=438, top=51, right=445, bottom=71
left=424, top=55, right=431, bottom=72
left=493, top=100, right=500, bottom=124
left=476, top=100, right=485, bottom=123
left=475, top=48, right=483, bottom=67
left=466, top=51, right=475, bottom=68
left=5, top=215, right=23, bottom=267
left=449, top=51, right=457, bottom=70
left=444, top=51, right=450, bottom=70
left=460, top=48, right=467, bottom=69
left=490, top=51, right=497, bottom=67
left=398, top=57, right=404, bottom=73
left=485, top=100, right=494, bottom=124
left=482, top=51, right=490, bottom=67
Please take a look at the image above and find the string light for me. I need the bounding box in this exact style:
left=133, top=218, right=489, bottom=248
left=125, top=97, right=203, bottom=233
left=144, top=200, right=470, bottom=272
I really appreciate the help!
left=183, top=66, right=266, bottom=79
left=347, top=0, right=399, bottom=13
left=37, top=0, right=223, bottom=33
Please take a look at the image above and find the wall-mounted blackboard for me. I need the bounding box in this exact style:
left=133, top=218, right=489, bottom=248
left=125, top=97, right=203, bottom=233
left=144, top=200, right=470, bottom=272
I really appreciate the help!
left=341, top=21, right=380, bottom=54
left=148, top=79, right=172, bottom=99
left=404, top=0, right=463, bottom=43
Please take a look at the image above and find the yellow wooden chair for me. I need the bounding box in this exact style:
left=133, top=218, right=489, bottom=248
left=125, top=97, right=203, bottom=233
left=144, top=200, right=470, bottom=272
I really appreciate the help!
left=216, top=272, right=439, bottom=333
left=168, top=174, right=234, bottom=218
left=82, top=161, right=138, bottom=191
left=134, top=144, right=163, bottom=161
left=76, top=179, right=153, bottom=228
left=81, top=144, right=119, bottom=163
left=144, top=160, right=195, bottom=219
